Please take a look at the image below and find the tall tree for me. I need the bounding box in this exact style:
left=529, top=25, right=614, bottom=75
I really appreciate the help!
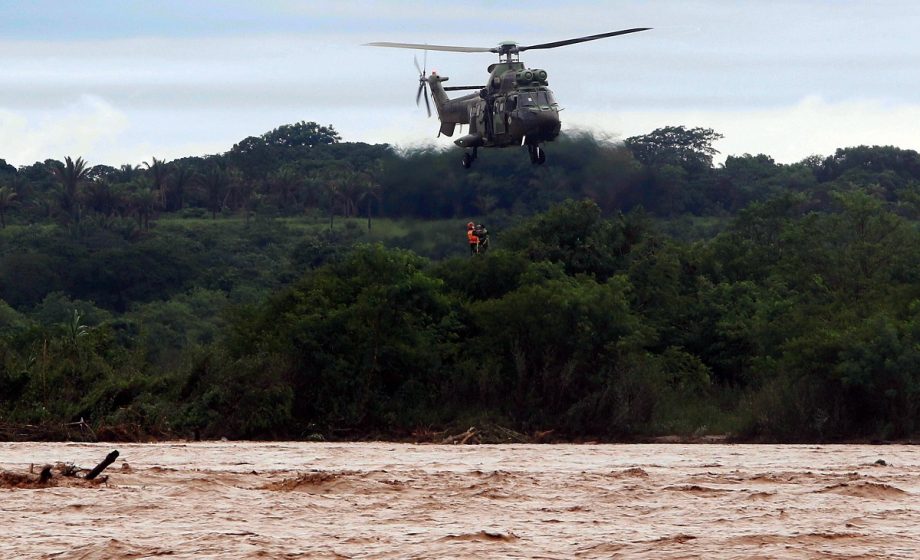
left=144, top=157, right=171, bottom=208
left=51, top=156, right=90, bottom=221
left=115, top=163, right=140, bottom=183
left=261, top=121, right=341, bottom=148
left=169, top=165, right=194, bottom=211
left=131, top=186, right=159, bottom=231
left=625, top=126, right=724, bottom=173
left=0, top=158, right=16, bottom=176
left=0, top=185, right=19, bottom=228
left=222, top=168, right=255, bottom=217
left=357, top=160, right=385, bottom=231
left=338, top=168, right=364, bottom=219
left=267, top=166, right=303, bottom=211
left=196, top=165, right=229, bottom=219
left=81, top=180, right=119, bottom=217
left=310, top=167, right=349, bottom=230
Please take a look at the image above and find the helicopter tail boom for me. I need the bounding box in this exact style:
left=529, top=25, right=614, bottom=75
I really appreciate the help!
left=427, top=73, right=473, bottom=127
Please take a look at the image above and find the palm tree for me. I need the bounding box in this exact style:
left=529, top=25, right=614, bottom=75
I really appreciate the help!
left=51, top=156, right=90, bottom=221
left=233, top=178, right=258, bottom=222
left=81, top=180, right=118, bottom=217
left=196, top=165, right=229, bottom=219
left=0, top=185, right=19, bottom=228
left=356, top=173, right=382, bottom=231
left=116, top=163, right=140, bottom=183
left=131, top=187, right=158, bottom=230
left=170, top=165, right=194, bottom=211
left=219, top=167, right=256, bottom=219
left=312, top=167, right=351, bottom=230
left=143, top=157, right=170, bottom=208
left=304, top=168, right=336, bottom=228
left=267, top=166, right=302, bottom=211
left=336, top=169, right=358, bottom=219
left=359, top=160, right=385, bottom=231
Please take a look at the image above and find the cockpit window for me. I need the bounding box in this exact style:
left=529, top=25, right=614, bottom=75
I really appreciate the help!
left=518, top=92, right=555, bottom=107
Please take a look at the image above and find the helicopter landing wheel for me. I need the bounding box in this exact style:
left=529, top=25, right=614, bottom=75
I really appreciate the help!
left=462, top=148, right=478, bottom=169
left=529, top=145, right=546, bottom=165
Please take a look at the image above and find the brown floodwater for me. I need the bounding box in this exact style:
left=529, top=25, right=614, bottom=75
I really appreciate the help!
left=1, top=442, right=918, bottom=558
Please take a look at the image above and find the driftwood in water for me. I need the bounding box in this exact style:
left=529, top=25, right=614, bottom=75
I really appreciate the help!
left=438, top=424, right=534, bottom=445
left=1, top=465, right=54, bottom=488
left=85, top=450, right=119, bottom=480
left=1, top=451, right=120, bottom=489
left=442, top=427, right=479, bottom=445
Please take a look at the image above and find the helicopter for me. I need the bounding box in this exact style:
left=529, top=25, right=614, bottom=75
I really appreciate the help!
left=366, top=28, right=650, bottom=168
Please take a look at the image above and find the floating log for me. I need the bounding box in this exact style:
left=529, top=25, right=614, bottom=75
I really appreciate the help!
left=442, top=427, right=478, bottom=445
left=85, top=450, right=119, bottom=480
left=492, top=424, right=528, bottom=443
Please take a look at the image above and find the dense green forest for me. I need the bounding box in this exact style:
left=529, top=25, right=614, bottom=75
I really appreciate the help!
left=2, top=120, right=920, bottom=442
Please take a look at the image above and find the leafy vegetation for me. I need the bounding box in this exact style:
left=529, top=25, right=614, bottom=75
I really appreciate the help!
left=2, top=122, right=920, bottom=442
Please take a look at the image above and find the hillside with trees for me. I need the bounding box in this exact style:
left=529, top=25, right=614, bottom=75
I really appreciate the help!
left=2, top=121, right=920, bottom=442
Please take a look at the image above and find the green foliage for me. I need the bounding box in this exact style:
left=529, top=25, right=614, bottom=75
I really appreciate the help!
left=201, top=244, right=461, bottom=434
left=0, top=299, right=32, bottom=335
left=262, top=121, right=341, bottom=148
left=51, top=156, right=90, bottom=221
left=462, top=274, right=654, bottom=434
left=0, top=185, right=19, bottom=228
left=7, top=123, right=920, bottom=442
left=174, top=351, right=293, bottom=439
left=625, top=126, right=724, bottom=173
left=432, top=250, right=531, bottom=301
left=128, top=288, right=228, bottom=367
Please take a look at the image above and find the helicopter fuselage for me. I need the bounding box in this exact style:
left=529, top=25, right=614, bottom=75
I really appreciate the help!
left=428, top=62, right=561, bottom=153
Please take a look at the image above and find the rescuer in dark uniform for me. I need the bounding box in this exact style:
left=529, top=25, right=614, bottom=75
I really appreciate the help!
left=467, top=221, right=479, bottom=255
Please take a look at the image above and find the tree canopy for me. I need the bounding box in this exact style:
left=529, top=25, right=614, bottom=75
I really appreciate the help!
left=625, top=126, right=724, bottom=172
left=2, top=122, right=920, bottom=443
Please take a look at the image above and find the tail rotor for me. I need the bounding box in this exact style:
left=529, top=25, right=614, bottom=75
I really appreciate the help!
left=414, top=52, right=432, bottom=117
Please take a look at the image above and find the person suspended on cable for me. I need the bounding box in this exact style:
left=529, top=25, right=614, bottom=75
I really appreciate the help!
left=474, top=223, right=489, bottom=253
left=466, top=221, right=489, bottom=255
left=467, top=221, right=480, bottom=255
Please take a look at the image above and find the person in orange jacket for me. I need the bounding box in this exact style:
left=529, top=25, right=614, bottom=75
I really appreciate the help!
left=467, top=221, right=480, bottom=255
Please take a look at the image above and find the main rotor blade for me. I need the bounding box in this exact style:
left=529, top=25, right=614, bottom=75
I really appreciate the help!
left=519, top=28, right=651, bottom=51
left=443, top=85, right=484, bottom=91
left=365, top=41, right=491, bottom=53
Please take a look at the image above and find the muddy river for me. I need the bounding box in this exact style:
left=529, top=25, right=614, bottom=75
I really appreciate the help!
left=1, top=442, right=918, bottom=558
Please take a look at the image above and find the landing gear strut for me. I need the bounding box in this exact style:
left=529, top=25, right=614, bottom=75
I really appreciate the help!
left=462, top=147, right=478, bottom=169
left=528, top=144, right=546, bottom=165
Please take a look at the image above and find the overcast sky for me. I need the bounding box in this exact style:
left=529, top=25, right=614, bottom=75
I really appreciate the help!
left=2, top=0, right=920, bottom=167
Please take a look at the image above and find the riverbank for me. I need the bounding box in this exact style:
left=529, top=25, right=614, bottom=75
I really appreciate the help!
left=4, top=420, right=920, bottom=446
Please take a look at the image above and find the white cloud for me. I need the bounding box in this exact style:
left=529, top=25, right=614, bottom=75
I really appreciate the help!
left=4, top=2, right=920, bottom=167
left=5, top=93, right=920, bottom=170
left=566, top=96, right=920, bottom=164
left=0, top=95, right=129, bottom=165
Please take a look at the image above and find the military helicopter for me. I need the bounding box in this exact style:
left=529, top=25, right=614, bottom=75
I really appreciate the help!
left=366, top=28, right=650, bottom=168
